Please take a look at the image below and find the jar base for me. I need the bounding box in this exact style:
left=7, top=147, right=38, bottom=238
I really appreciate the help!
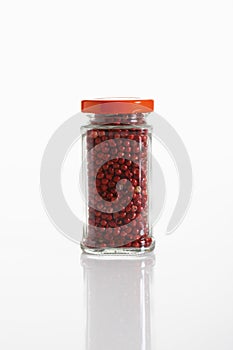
left=80, top=238, right=155, bottom=256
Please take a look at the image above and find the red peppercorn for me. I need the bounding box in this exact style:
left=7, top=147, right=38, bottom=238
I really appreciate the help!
left=113, top=176, right=121, bottom=182
left=91, top=131, right=98, bottom=139
left=115, top=169, right=122, bottom=175
left=102, top=164, right=109, bottom=170
left=121, top=164, right=128, bottom=171
left=108, top=167, right=114, bottom=175
left=125, top=169, right=131, bottom=177
left=125, top=160, right=132, bottom=166
left=95, top=137, right=101, bottom=144
left=101, top=185, right=108, bottom=191
left=101, top=178, right=109, bottom=185
left=98, top=130, right=105, bottom=137
left=125, top=205, right=131, bottom=213
left=97, top=172, right=104, bottom=179
left=100, top=220, right=107, bottom=226
left=128, top=212, right=136, bottom=220
left=131, top=178, right=138, bottom=187
left=124, top=218, right=131, bottom=224
left=107, top=193, right=113, bottom=200
left=132, top=241, right=140, bottom=248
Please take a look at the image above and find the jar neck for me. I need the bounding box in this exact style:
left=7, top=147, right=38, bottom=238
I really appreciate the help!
left=87, top=113, right=149, bottom=126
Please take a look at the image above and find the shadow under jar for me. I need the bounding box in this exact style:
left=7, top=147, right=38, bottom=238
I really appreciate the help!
left=81, top=98, right=155, bottom=255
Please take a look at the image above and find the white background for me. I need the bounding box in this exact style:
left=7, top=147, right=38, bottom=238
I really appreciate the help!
left=0, top=0, right=233, bottom=349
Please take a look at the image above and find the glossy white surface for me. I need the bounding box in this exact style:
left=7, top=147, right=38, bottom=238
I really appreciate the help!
left=1, top=0, right=233, bottom=347
left=1, top=222, right=232, bottom=349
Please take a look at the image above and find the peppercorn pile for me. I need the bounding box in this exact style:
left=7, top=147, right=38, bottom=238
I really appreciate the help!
left=84, top=127, right=152, bottom=250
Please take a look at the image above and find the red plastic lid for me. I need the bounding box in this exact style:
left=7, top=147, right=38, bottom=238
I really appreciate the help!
left=81, top=98, right=154, bottom=114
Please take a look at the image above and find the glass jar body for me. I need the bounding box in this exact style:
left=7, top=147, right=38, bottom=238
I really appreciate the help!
left=81, top=113, right=155, bottom=255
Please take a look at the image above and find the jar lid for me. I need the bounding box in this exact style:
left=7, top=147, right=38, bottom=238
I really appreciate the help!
left=81, top=98, right=154, bottom=114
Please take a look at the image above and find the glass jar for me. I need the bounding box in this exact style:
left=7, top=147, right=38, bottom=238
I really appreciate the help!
left=80, top=98, right=155, bottom=255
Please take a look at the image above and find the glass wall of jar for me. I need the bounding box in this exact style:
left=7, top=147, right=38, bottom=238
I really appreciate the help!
left=80, top=99, right=155, bottom=255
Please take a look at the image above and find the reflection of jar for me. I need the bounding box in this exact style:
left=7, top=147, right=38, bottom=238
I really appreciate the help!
left=81, top=98, right=155, bottom=255
left=81, top=253, right=155, bottom=350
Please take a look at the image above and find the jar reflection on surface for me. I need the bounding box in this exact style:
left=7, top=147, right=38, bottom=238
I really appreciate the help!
left=81, top=253, right=155, bottom=350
